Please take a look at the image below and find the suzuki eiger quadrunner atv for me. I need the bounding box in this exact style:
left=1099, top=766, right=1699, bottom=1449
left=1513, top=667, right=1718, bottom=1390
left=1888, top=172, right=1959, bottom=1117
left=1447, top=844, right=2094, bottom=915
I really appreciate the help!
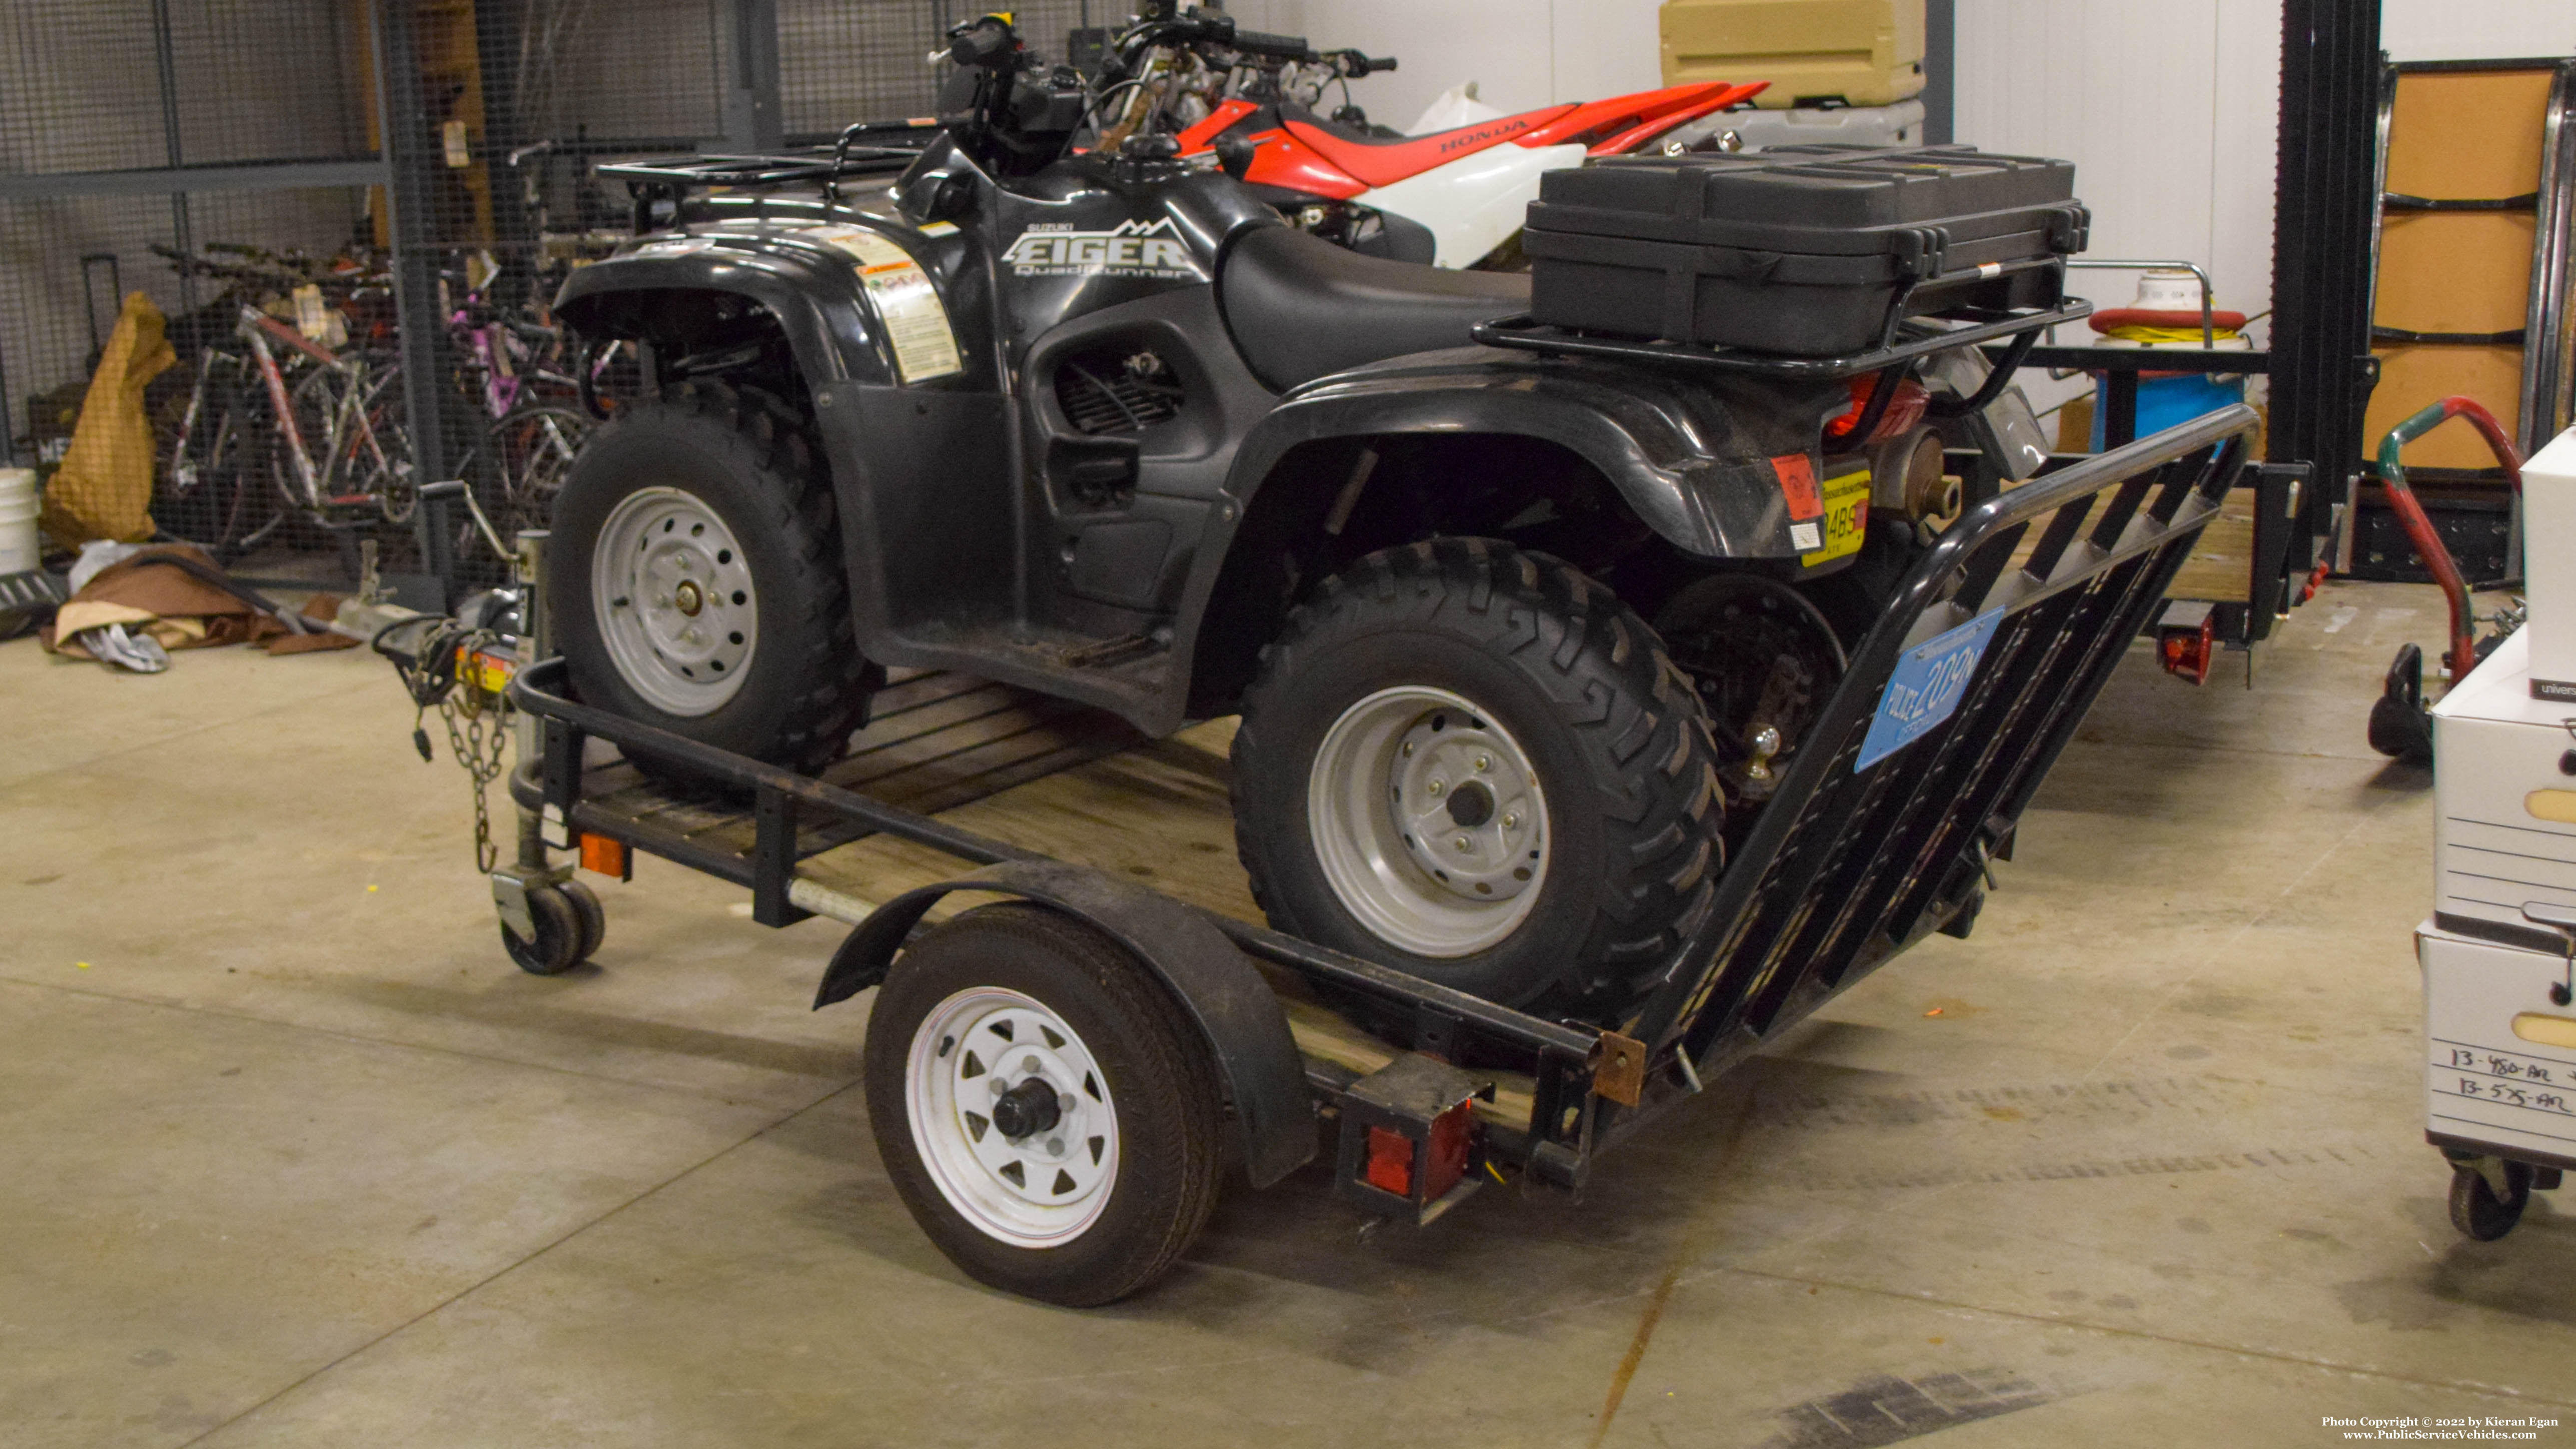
left=546, top=13, right=2065, bottom=1039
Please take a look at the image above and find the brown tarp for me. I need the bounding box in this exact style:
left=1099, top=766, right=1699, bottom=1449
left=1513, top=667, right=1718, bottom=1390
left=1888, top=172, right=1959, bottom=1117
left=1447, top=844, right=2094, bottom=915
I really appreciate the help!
left=37, top=544, right=355, bottom=659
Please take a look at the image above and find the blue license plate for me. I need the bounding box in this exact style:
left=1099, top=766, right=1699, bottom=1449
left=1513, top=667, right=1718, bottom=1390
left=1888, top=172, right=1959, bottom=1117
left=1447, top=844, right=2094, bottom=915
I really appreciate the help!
left=1858, top=611, right=2004, bottom=771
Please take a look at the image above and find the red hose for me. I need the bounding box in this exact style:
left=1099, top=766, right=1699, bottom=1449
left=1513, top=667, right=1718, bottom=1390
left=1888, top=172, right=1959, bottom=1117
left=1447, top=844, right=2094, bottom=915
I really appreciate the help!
left=2374, top=397, right=2521, bottom=678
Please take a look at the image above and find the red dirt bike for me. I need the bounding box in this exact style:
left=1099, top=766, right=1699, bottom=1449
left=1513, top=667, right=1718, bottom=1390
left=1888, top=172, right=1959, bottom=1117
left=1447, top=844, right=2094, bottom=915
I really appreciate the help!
left=1101, top=12, right=1766, bottom=267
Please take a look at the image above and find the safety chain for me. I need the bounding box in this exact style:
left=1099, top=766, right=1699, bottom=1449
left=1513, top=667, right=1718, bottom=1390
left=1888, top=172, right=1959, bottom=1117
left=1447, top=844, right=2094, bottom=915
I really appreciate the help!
left=376, top=617, right=517, bottom=872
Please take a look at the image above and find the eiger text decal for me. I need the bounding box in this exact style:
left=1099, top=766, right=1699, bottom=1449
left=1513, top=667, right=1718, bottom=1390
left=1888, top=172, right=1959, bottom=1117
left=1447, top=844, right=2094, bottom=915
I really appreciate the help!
left=1000, top=217, right=1203, bottom=280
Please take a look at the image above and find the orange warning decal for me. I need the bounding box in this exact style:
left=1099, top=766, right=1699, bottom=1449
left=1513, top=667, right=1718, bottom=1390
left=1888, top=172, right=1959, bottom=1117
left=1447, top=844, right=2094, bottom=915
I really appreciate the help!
left=1772, top=453, right=1823, bottom=521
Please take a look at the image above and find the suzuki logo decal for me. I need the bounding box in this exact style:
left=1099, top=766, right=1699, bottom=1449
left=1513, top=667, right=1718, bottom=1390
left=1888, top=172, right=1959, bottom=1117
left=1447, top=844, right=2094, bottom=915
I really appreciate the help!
left=1001, top=217, right=1202, bottom=280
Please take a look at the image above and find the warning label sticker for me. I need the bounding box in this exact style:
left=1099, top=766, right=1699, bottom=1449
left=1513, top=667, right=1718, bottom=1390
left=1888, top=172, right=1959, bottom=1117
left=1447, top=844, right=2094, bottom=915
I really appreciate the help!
left=1772, top=453, right=1823, bottom=521
left=795, top=225, right=963, bottom=385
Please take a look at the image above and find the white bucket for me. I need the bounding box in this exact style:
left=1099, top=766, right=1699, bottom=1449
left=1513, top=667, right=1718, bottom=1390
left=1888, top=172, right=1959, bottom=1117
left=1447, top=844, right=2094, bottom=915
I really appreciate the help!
left=0, top=468, right=39, bottom=576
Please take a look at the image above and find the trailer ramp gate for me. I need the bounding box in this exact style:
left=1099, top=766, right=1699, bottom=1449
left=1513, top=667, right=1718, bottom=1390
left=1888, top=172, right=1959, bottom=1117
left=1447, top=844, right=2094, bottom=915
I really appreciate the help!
left=1617, top=404, right=2260, bottom=1137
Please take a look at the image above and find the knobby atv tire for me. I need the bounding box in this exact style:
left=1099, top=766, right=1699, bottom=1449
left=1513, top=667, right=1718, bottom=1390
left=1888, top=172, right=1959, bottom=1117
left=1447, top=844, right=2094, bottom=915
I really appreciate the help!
left=865, top=903, right=1225, bottom=1307
left=548, top=381, right=870, bottom=781
left=1231, top=539, right=1727, bottom=1024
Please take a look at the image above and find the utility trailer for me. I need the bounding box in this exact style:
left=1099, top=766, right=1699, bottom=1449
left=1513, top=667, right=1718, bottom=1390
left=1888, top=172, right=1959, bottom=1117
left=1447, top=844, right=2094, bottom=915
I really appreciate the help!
left=496, top=405, right=2257, bottom=1306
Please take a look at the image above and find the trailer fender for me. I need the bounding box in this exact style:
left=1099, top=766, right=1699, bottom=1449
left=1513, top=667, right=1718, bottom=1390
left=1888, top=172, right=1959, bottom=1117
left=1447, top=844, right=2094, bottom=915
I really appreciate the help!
left=813, top=860, right=1316, bottom=1188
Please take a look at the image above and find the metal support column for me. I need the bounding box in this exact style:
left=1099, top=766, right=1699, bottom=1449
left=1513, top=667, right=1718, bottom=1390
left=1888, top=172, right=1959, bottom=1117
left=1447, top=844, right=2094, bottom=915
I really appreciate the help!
left=2268, top=0, right=2383, bottom=575
left=717, top=0, right=784, bottom=153
left=373, top=0, right=458, bottom=602
left=149, top=0, right=197, bottom=319
left=1922, top=0, right=1954, bottom=147
left=474, top=0, right=536, bottom=305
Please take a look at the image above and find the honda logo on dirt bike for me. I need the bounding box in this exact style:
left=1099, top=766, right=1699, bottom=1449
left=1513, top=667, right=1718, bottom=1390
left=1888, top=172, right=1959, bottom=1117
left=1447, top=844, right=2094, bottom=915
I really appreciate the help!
left=1437, top=116, right=1534, bottom=154
left=1000, top=217, right=1203, bottom=280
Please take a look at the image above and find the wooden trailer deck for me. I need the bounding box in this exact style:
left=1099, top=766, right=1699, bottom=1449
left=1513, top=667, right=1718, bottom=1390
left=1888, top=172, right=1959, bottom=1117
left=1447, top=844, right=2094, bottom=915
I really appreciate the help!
left=569, top=667, right=1544, bottom=1130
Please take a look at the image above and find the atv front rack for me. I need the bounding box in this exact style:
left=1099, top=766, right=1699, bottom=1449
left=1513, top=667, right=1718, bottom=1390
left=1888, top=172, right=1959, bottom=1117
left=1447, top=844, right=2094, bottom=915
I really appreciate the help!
left=504, top=405, right=2253, bottom=1191
left=599, top=147, right=926, bottom=230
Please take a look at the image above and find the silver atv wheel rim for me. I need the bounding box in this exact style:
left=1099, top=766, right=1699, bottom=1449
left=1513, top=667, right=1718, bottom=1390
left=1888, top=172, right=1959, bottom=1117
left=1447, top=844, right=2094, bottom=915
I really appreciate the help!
left=592, top=486, right=757, bottom=716
left=1307, top=686, right=1551, bottom=958
left=906, top=986, right=1120, bottom=1248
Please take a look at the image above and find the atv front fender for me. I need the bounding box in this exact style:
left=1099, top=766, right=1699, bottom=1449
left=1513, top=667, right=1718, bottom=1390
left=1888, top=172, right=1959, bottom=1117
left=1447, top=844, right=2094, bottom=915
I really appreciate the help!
left=555, top=225, right=986, bottom=391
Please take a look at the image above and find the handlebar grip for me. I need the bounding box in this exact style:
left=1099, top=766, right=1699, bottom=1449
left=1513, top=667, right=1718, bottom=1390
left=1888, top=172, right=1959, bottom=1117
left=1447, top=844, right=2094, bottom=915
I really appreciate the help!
left=1231, top=28, right=1314, bottom=60
left=947, top=23, right=1015, bottom=68
left=1359, top=55, right=1397, bottom=74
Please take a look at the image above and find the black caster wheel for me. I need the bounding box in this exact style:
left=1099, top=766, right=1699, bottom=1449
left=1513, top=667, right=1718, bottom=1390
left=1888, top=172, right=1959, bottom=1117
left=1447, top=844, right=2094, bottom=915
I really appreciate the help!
left=2448, top=1160, right=2533, bottom=1241
left=502, top=884, right=591, bottom=977
left=561, top=878, right=606, bottom=962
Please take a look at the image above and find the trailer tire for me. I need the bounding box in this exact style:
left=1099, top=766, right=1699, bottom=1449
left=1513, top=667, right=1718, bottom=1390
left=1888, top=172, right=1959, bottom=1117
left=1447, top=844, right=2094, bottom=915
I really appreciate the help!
left=548, top=380, right=871, bottom=781
left=1231, top=539, right=1727, bottom=1023
left=865, top=903, right=1225, bottom=1307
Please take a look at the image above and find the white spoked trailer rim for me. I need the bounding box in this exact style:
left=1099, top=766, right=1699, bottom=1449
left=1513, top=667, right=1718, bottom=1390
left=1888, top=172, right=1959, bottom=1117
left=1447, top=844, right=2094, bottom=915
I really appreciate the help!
left=906, top=986, right=1120, bottom=1248
left=1306, top=685, right=1551, bottom=958
left=592, top=485, right=757, bottom=716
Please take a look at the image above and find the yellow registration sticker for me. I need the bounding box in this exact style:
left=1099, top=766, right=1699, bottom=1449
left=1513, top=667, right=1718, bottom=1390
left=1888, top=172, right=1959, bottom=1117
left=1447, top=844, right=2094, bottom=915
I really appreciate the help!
left=457, top=645, right=515, bottom=697
left=1800, top=469, right=1871, bottom=566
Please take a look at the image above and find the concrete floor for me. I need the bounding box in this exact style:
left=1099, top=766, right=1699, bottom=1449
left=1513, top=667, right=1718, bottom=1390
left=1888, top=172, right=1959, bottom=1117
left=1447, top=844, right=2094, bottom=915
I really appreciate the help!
left=3, top=577, right=2570, bottom=1448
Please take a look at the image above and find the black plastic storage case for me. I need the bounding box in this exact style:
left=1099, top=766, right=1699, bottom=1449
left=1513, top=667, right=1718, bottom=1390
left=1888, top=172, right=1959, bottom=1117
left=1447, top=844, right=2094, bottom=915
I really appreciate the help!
left=1522, top=145, right=2089, bottom=356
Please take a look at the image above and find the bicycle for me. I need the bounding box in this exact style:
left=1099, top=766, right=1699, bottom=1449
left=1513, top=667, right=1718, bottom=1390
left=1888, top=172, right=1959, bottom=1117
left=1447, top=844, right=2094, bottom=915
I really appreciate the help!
left=154, top=244, right=417, bottom=554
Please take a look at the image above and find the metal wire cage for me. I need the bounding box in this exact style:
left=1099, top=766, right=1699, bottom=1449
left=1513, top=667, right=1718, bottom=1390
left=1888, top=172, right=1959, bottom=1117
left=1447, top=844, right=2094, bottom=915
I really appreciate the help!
left=1, top=1, right=1113, bottom=595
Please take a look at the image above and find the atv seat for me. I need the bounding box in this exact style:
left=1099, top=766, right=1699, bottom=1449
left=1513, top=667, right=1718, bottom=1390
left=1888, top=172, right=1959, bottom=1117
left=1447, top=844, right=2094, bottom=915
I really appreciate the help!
left=1219, top=226, right=1530, bottom=393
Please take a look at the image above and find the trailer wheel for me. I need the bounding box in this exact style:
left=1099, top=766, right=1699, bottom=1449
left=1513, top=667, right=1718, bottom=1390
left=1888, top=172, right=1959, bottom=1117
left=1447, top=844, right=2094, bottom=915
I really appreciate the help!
left=1232, top=539, right=1726, bottom=1020
left=865, top=903, right=1224, bottom=1306
left=2449, top=1159, right=2532, bottom=1241
left=502, top=884, right=590, bottom=976
left=548, top=380, right=872, bottom=780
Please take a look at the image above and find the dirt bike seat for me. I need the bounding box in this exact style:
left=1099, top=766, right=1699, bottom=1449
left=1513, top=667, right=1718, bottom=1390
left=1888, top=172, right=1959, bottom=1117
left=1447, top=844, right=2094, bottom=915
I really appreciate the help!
left=1218, top=226, right=1529, bottom=393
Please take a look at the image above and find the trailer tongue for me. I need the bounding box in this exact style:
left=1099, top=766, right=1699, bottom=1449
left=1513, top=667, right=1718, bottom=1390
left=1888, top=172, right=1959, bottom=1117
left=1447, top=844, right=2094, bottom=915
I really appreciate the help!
left=498, top=404, right=2257, bottom=1302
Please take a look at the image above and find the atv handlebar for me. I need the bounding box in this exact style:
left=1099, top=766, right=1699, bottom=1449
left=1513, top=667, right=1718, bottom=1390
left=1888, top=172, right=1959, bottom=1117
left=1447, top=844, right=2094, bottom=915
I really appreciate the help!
left=947, top=19, right=1017, bottom=68
left=1332, top=51, right=1397, bottom=78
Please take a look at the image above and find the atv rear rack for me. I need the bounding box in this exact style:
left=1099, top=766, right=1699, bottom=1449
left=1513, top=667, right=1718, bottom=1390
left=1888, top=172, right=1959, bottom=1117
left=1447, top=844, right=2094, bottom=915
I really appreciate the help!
left=503, top=404, right=2253, bottom=1197
left=1473, top=289, right=2090, bottom=382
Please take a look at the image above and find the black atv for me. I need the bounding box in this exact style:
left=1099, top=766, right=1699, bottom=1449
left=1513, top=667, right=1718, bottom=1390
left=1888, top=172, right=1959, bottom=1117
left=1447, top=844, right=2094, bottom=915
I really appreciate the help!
left=545, top=11, right=2067, bottom=1031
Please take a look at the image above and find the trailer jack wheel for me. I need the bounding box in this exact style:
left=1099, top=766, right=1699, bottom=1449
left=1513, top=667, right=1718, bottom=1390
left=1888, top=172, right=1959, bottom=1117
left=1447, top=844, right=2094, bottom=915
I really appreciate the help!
left=864, top=903, right=1224, bottom=1306
left=501, top=882, right=595, bottom=977
left=2446, top=1154, right=2532, bottom=1241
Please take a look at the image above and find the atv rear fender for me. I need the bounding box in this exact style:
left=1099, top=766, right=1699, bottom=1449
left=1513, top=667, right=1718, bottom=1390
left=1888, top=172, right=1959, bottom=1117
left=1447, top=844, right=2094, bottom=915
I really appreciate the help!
left=1244, top=352, right=1850, bottom=554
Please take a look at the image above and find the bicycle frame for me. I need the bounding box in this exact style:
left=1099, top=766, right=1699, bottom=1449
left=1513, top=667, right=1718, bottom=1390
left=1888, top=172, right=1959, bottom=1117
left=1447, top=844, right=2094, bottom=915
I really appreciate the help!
left=237, top=305, right=400, bottom=515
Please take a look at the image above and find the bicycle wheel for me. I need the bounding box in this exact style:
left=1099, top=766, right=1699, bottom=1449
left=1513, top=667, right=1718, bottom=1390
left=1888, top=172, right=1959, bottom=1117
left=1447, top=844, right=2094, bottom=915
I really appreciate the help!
left=487, top=402, right=590, bottom=536
left=157, top=355, right=280, bottom=557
